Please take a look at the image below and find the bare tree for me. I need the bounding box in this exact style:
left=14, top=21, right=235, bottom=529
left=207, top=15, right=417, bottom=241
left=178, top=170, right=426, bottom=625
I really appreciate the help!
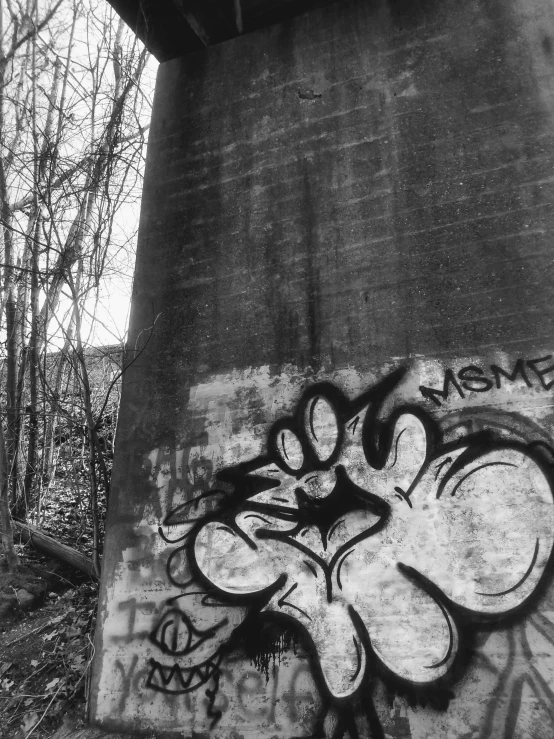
left=0, top=0, right=152, bottom=572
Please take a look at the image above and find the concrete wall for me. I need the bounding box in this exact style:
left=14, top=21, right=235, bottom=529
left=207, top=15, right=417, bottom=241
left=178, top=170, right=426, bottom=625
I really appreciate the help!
left=90, top=0, right=554, bottom=736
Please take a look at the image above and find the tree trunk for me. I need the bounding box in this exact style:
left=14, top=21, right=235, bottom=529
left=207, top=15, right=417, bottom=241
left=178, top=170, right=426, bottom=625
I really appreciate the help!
left=13, top=520, right=96, bottom=578
left=24, top=215, right=41, bottom=507
left=68, top=267, right=101, bottom=579
left=40, top=327, right=72, bottom=510
left=0, top=423, right=19, bottom=571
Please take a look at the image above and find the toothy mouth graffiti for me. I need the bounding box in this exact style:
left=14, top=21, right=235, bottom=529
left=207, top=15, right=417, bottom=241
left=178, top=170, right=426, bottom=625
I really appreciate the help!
left=148, top=368, right=554, bottom=734
left=147, top=651, right=223, bottom=694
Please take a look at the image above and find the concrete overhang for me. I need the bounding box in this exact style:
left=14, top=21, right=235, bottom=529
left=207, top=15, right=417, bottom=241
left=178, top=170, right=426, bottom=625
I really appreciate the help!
left=106, top=0, right=335, bottom=61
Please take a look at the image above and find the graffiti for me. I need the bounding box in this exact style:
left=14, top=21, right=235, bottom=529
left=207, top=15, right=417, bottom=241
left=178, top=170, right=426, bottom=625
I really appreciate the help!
left=111, top=651, right=320, bottom=732
left=146, top=589, right=239, bottom=699
left=476, top=620, right=554, bottom=739
left=111, top=598, right=157, bottom=643
left=147, top=607, right=228, bottom=695
left=144, top=367, right=554, bottom=736
left=114, top=655, right=151, bottom=713
left=419, top=355, right=554, bottom=406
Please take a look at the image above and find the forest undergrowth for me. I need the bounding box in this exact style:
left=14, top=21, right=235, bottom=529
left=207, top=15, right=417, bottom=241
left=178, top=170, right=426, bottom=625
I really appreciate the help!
left=0, top=545, right=99, bottom=739
left=0, top=1, right=154, bottom=734
left=0, top=427, right=110, bottom=739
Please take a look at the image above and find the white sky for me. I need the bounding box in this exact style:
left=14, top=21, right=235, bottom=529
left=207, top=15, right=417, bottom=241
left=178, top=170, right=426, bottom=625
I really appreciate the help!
left=78, top=46, right=159, bottom=348
left=32, top=13, right=160, bottom=350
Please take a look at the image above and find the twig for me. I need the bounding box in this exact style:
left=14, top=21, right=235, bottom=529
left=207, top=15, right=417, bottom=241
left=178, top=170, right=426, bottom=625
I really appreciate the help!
left=24, top=680, right=63, bottom=739
left=44, top=570, right=75, bottom=588
left=9, top=586, right=21, bottom=608
left=66, top=653, right=92, bottom=703
left=20, top=662, right=51, bottom=687
left=84, top=634, right=95, bottom=715
left=1, top=0, right=64, bottom=66
left=0, top=693, right=49, bottom=699
left=4, top=621, right=50, bottom=647
left=93, top=311, right=161, bottom=428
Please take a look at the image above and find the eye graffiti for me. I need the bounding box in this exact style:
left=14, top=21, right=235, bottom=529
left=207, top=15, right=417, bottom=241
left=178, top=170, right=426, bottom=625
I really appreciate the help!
left=147, top=493, right=244, bottom=702
left=147, top=607, right=229, bottom=693
left=148, top=368, right=554, bottom=737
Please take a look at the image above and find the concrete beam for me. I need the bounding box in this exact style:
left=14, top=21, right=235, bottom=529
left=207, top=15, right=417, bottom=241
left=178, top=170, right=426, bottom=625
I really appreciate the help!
left=106, top=0, right=333, bottom=60
left=234, top=0, right=243, bottom=34
left=105, top=0, right=205, bottom=61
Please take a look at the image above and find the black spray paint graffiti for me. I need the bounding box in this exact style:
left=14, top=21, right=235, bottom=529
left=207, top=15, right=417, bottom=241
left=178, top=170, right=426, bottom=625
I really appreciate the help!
left=147, top=368, right=554, bottom=737
left=419, top=355, right=554, bottom=407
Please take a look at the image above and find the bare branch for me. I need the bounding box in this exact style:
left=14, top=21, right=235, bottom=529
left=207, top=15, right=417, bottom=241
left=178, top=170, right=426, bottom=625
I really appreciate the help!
left=0, top=0, right=65, bottom=67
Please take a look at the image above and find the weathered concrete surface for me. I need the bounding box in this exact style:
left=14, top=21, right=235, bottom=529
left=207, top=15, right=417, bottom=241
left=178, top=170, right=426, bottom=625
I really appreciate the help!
left=90, top=0, right=554, bottom=736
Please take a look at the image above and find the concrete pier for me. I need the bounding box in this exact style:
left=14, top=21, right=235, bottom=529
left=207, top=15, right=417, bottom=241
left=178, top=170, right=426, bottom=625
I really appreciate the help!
left=91, top=1, right=554, bottom=735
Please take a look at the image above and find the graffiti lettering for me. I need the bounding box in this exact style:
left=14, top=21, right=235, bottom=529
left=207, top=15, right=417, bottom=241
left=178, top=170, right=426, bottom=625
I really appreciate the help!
left=420, top=356, right=554, bottom=406
left=114, top=656, right=150, bottom=713
left=111, top=598, right=157, bottom=643
left=281, top=665, right=318, bottom=724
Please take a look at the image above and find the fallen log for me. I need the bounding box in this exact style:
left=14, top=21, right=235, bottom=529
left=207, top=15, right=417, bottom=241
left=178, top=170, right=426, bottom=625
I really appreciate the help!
left=13, top=520, right=98, bottom=579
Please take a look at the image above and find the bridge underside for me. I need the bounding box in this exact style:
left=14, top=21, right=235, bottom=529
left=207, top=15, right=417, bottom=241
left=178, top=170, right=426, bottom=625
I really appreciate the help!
left=106, top=0, right=335, bottom=60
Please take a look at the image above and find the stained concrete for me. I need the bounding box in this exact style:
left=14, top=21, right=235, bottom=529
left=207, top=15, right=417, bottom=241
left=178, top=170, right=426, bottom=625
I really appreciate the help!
left=90, top=0, right=554, bottom=735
